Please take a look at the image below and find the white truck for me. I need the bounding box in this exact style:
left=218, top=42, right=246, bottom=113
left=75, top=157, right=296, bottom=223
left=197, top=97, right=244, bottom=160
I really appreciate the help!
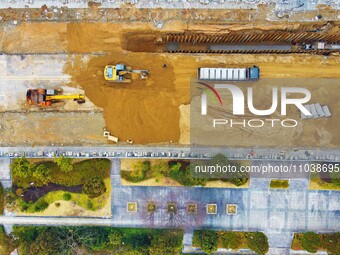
left=103, top=130, right=118, bottom=143
left=198, top=66, right=260, bottom=81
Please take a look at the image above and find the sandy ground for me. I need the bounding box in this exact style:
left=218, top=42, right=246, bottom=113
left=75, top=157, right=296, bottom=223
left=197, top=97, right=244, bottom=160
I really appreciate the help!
left=17, top=199, right=111, bottom=218
left=0, top=22, right=340, bottom=146
left=179, top=104, right=190, bottom=144
left=122, top=177, right=182, bottom=187
left=0, top=112, right=106, bottom=146
left=204, top=179, right=249, bottom=188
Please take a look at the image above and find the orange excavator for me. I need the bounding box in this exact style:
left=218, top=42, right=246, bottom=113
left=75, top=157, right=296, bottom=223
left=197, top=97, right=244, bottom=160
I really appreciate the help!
left=26, top=89, right=85, bottom=107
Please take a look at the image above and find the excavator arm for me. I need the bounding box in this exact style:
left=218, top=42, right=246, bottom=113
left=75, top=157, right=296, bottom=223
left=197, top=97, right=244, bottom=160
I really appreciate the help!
left=46, top=94, right=85, bottom=100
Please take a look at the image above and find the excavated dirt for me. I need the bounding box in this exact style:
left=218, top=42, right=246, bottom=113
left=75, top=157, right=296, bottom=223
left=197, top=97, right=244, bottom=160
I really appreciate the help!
left=1, top=22, right=340, bottom=146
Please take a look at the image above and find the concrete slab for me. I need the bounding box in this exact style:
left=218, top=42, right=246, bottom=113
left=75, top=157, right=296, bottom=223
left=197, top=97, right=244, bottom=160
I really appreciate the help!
left=0, top=158, right=11, bottom=180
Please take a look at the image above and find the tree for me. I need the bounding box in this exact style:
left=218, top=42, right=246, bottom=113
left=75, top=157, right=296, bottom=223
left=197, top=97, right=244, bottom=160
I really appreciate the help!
left=108, top=229, right=123, bottom=246
left=0, top=226, right=17, bottom=255
left=29, top=230, right=62, bottom=255
left=54, top=155, right=73, bottom=173
left=11, top=157, right=34, bottom=178
left=301, top=232, right=321, bottom=253
left=149, top=231, right=182, bottom=255
left=210, top=154, right=229, bottom=166
left=76, top=227, right=110, bottom=251
left=170, top=162, right=181, bottom=173
left=156, top=162, right=170, bottom=175
left=13, top=226, right=42, bottom=243
left=82, top=177, right=106, bottom=198
left=32, top=164, right=51, bottom=184
left=247, top=232, right=269, bottom=255
left=130, top=161, right=150, bottom=181
left=195, top=230, right=218, bottom=255
left=227, top=164, right=248, bottom=186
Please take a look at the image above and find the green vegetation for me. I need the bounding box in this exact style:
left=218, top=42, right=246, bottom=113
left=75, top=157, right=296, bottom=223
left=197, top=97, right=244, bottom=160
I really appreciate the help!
left=122, top=154, right=248, bottom=187
left=301, top=232, right=321, bottom=253
left=63, top=192, right=71, bottom=201
left=0, top=225, right=17, bottom=255
left=292, top=232, right=340, bottom=254
left=270, top=180, right=289, bottom=189
left=12, top=158, right=111, bottom=188
left=83, top=177, right=107, bottom=198
left=309, top=163, right=340, bottom=190
left=193, top=230, right=269, bottom=255
left=0, top=183, right=4, bottom=215
left=11, top=158, right=111, bottom=213
left=11, top=158, right=52, bottom=186
left=219, top=231, right=242, bottom=250
left=247, top=232, right=269, bottom=255
left=54, top=155, right=74, bottom=173
left=193, top=230, right=218, bottom=255
left=17, top=178, right=111, bottom=213
left=12, top=226, right=183, bottom=255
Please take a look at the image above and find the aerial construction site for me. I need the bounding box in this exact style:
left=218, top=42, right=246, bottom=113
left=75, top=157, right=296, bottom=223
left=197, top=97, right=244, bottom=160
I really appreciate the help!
left=0, top=2, right=340, bottom=255
left=0, top=1, right=340, bottom=148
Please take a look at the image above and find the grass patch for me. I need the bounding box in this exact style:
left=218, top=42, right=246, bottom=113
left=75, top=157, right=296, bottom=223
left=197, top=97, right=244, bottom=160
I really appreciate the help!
left=270, top=180, right=289, bottom=189
left=17, top=178, right=111, bottom=213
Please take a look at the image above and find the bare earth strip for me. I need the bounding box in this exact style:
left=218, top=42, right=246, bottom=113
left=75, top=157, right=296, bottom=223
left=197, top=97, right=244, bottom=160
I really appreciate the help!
left=0, top=22, right=340, bottom=146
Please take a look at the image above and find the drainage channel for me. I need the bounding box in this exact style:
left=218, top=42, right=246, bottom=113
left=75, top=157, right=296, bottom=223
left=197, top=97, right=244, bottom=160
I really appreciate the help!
left=167, top=49, right=339, bottom=54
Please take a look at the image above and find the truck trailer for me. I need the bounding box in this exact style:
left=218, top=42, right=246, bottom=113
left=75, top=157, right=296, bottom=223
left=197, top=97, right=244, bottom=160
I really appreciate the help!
left=198, top=66, right=260, bottom=81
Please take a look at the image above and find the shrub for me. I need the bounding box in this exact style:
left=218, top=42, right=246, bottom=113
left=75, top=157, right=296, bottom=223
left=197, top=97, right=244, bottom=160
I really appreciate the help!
left=301, top=232, right=321, bottom=253
left=194, top=230, right=218, bottom=255
left=83, top=177, right=106, bottom=198
left=11, top=157, right=34, bottom=178
left=87, top=200, right=93, bottom=210
left=15, top=188, right=24, bottom=196
left=247, top=232, right=269, bottom=255
left=55, top=202, right=61, bottom=207
left=18, top=199, right=29, bottom=212
left=219, top=232, right=242, bottom=250
left=0, top=183, right=4, bottom=215
left=127, top=161, right=151, bottom=182
left=33, top=200, right=49, bottom=212
left=169, top=165, right=206, bottom=186
left=63, top=193, right=72, bottom=201
left=270, top=180, right=289, bottom=189
left=323, top=232, right=340, bottom=254
left=51, top=159, right=111, bottom=187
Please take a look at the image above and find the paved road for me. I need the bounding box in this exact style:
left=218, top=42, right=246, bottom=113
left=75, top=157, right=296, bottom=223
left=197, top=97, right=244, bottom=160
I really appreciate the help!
left=0, top=146, right=339, bottom=162
left=0, top=0, right=338, bottom=11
